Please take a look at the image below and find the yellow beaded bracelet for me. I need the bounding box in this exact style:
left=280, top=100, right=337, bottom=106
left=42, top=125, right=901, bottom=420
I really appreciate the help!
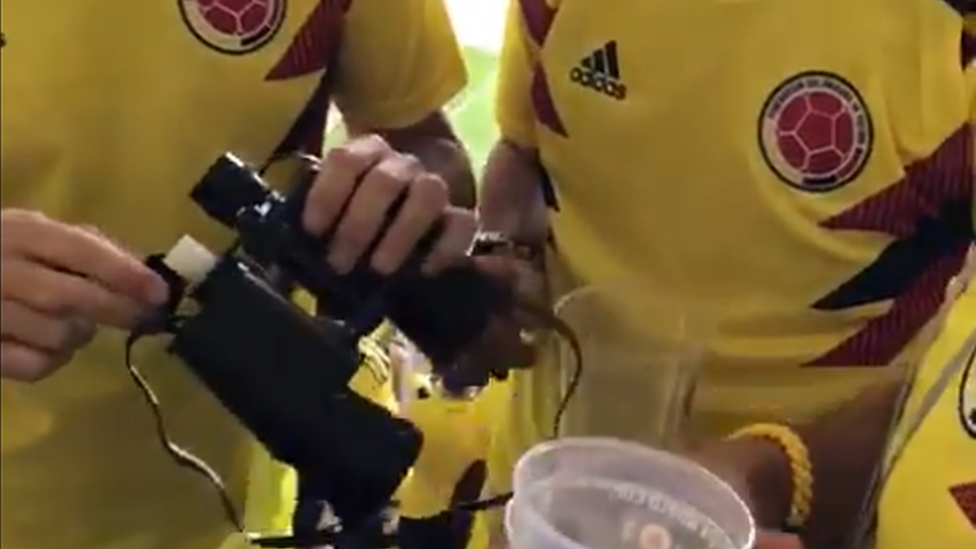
left=726, top=423, right=813, bottom=530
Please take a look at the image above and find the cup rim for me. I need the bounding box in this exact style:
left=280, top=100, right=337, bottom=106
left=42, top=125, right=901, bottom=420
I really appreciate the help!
left=552, top=283, right=715, bottom=342
left=510, top=437, right=757, bottom=549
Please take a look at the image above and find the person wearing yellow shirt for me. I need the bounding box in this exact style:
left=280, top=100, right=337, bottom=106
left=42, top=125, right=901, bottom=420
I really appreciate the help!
left=0, top=1, right=477, bottom=548
left=476, top=0, right=976, bottom=526
left=699, top=246, right=976, bottom=549
left=395, top=373, right=511, bottom=549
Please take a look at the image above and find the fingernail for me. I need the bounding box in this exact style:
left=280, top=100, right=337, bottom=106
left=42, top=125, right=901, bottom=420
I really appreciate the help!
left=144, top=276, right=170, bottom=305
left=327, top=252, right=352, bottom=274
left=370, top=256, right=395, bottom=276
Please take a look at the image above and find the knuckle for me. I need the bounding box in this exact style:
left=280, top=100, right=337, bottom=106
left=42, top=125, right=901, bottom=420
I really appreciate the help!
left=374, top=157, right=415, bottom=187
left=372, top=161, right=400, bottom=185
left=362, top=133, right=391, bottom=153
left=28, top=285, right=71, bottom=315
left=335, top=134, right=391, bottom=166
left=397, top=153, right=423, bottom=175
left=1, top=209, right=45, bottom=239
left=322, top=144, right=356, bottom=166
left=415, top=173, right=449, bottom=205
left=449, top=208, right=479, bottom=240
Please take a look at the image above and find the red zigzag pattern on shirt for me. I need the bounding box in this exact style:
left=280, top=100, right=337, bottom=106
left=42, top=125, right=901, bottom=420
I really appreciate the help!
left=265, top=0, right=350, bottom=81
left=950, top=482, right=976, bottom=529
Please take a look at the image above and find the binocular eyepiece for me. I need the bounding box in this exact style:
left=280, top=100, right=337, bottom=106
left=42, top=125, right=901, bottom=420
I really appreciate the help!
left=190, top=153, right=279, bottom=230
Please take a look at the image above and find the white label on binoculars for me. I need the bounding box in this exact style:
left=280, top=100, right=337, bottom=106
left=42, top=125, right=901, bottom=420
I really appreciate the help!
left=528, top=476, right=738, bottom=549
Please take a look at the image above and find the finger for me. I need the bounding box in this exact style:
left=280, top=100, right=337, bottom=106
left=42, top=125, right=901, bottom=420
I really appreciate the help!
left=326, top=153, right=422, bottom=273
left=370, top=172, right=448, bottom=275
left=0, top=339, right=70, bottom=383
left=3, top=211, right=167, bottom=304
left=0, top=300, right=94, bottom=353
left=303, top=135, right=391, bottom=236
left=78, top=224, right=137, bottom=256
left=1, top=257, right=150, bottom=329
left=421, top=207, right=478, bottom=274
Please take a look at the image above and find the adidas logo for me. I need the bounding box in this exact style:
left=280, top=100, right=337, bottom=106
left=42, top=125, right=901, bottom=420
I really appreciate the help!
left=570, top=40, right=627, bottom=100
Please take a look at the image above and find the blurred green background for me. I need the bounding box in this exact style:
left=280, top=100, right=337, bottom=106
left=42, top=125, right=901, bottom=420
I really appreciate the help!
left=444, top=46, right=501, bottom=171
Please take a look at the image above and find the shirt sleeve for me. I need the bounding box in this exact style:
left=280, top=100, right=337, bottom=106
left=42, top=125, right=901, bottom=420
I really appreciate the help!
left=331, top=0, right=467, bottom=131
left=494, top=0, right=539, bottom=148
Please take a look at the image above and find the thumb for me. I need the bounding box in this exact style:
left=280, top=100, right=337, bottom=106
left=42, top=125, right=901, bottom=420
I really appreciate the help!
left=78, top=224, right=169, bottom=305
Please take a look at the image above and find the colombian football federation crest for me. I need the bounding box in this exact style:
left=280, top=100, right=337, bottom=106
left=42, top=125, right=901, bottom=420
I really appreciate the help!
left=961, top=346, right=975, bottom=439
left=179, top=0, right=286, bottom=54
left=759, top=71, right=873, bottom=192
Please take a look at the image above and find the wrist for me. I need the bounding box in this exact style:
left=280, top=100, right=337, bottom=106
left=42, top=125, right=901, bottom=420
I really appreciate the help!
left=694, top=436, right=794, bottom=529
left=471, top=232, right=547, bottom=279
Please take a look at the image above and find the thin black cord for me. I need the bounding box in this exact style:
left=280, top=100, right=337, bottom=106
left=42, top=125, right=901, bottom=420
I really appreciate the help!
left=550, top=320, right=584, bottom=438
left=453, top=319, right=584, bottom=513
left=125, top=325, right=349, bottom=548
left=122, top=315, right=584, bottom=547
left=124, top=325, right=248, bottom=535
left=964, top=339, right=976, bottom=435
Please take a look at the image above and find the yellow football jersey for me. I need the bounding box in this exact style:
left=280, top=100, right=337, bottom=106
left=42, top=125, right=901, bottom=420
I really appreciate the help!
left=395, top=379, right=511, bottom=547
left=488, top=0, right=975, bottom=499
left=875, top=258, right=975, bottom=549
left=0, top=1, right=464, bottom=548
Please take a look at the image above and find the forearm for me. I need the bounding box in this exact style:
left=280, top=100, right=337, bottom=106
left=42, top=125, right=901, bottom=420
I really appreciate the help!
left=388, top=131, right=475, bottom=208
left=478, top=139, right=549, bottom=242
left=710, top=380, right=904, bottom=549
left=793, top=380, right=902, bottom=549
left=372, top=115, right=476, bottom=208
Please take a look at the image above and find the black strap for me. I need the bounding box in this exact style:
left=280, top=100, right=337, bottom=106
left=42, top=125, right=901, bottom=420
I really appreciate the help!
left=398, top=461, right=488, bottom=549
left=539, top=165, right=560, bottom=211
left=266, top=47, right=343, bottom=165
left=265, top=0, right=351, bottom=165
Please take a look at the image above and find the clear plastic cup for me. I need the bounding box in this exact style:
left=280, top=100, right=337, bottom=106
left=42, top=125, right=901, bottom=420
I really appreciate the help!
left=552, top=285, right=708, bottom=447
left=506, top=437, right=756, bottom=549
